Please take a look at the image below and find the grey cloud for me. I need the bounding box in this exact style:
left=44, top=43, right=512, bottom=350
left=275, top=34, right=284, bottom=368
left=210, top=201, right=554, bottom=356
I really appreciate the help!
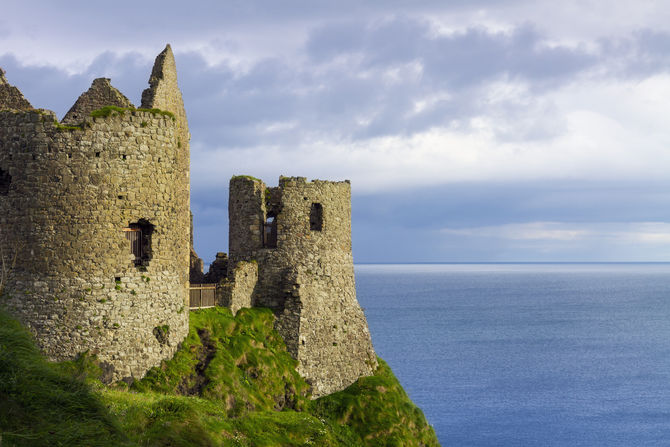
left=351, top=180, right=670, bottom=262
left=139, top=20, right=667, bottom=150
left=0, top=52, right=150, bottom=118
left=191, top=179, right=670, bottom=263
left=308, top=19, right=597, bottom=88
left=2, top=0, right=527, bottom=36
left=6, top=16, right=664, bottom=152
left=599, top=29, right=670, bottom=77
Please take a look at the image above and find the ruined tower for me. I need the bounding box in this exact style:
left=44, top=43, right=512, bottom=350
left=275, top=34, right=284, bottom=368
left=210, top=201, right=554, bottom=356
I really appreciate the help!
left=0, top=45, right=191, bottom=381
left=226, top=176, right=377, bottom=397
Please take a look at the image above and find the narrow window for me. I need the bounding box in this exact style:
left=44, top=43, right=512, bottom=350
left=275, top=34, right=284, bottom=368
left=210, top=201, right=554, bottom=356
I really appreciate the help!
left=123, top=219, right=154, bottom=266
left=0, top=169, right=11, bottom=196
left=310, top=203, right=323, bottom=231
left=263, top=216, right=277, bottom=248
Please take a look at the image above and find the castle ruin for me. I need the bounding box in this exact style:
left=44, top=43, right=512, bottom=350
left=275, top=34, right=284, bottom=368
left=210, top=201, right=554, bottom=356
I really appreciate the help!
left=1, top=45, right=376, bottom=397
left=221, top=175, right=377, bottom=397
left=0, top=45, right=190, bottom=382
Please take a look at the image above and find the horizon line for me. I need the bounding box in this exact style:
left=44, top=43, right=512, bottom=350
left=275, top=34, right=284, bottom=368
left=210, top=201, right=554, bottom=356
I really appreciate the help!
left=354, top=261, right=670, bottom=265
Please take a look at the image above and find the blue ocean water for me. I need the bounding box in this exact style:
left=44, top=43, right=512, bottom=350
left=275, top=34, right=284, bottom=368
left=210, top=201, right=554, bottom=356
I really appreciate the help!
left=354, top=263, right=670, bottom=446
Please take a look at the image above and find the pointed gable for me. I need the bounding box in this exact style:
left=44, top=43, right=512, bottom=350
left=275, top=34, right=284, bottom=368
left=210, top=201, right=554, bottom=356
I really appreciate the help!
left=61, top=78, right=134, bottom=124
left=0, top=68, right=33, bottom=111
left=141, top=44, right=190, bottom=149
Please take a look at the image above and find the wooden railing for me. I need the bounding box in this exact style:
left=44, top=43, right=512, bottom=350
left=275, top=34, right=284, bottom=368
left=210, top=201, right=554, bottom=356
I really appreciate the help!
left=189, top=283, right=217, bottom=309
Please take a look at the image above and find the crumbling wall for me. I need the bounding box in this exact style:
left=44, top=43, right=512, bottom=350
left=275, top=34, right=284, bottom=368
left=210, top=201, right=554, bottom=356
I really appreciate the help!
left=0, top=46, right=191, bottom=382
left=227, top=176, right=377, bottom=397
left=228, top=176, right=266, bottom=260
left=205, top=252, right=228, bottom=283
left=220, top=261, right=257, bottom=314
left=0, top=68, right=33, bottom=111
left=189, top=212, right=205, bottom=283
left=61, top=78, right=133, bottom=124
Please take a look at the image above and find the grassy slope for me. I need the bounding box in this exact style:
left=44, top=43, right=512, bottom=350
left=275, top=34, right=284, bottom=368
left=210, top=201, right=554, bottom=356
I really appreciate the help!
left=0, top=307, right=439, bottom=446
left=0, top=309, right=128, bottom=447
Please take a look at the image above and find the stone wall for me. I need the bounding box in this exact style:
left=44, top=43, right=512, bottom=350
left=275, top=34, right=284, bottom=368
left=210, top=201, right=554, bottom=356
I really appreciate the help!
left=227, top=176, right=377, bottom=397
left=0, top=46, right=191, bottom=382
left=62, top=78, right=134, bottom=125
left=0, top=68, right=33, bottom=111
left=220, top=260, right=257, bottom=314
left=205, top=252, right=228, bottom=283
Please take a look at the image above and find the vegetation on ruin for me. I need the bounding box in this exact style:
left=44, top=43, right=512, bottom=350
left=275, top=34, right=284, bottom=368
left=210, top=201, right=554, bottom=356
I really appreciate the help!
left=89, top=105, right=176, bottom=120
left=231, top=174, right=262, bottom=182
left=0, top=307, right=439, bottom=446
left=52, top=120, right=85, bottom=131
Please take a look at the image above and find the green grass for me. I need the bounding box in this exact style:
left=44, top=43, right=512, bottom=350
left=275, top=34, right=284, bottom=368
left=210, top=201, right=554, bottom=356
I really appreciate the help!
left=52, top=120, right=84, bottom=132
left=0, top=307, right=439, bottom=446
left=312, top=358, right=440, bottom=446
left=231, top=175, right=262, bottom=183
left=0, top=308, right=128, bottom=446
left=133, top=307, right=311, bottom=416
left=89, top=106, right=176, bottom=120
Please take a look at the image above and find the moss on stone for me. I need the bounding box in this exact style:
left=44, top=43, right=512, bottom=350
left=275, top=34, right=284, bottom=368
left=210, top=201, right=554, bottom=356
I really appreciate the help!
left=52, top=120, right=84, bottom=131
left=136, top=107, right=176, bottom=120
left=89, top=105, right=127, bottom=118
left=231, top=174, right=262, bottom=182
left=89, top=105, right=175, bottom=120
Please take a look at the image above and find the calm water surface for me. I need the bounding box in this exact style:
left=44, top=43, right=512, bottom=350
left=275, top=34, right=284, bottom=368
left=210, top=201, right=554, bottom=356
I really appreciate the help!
left=355, top=263, right=670, bottom=446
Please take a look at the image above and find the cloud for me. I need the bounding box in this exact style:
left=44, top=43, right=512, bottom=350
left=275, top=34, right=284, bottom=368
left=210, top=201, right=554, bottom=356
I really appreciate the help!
left=307, top=20, right=597, bottom=87
left=441, top=222, right=590, bottom=241
left=5, top=3, right=670, bottom=262
left=431, top=221, right=670, bottom=262
left=0, top=52, right=151, bottom=118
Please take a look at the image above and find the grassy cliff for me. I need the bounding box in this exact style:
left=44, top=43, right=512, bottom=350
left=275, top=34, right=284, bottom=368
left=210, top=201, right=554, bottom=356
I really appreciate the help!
left=0, top=307, right=439, bottom=446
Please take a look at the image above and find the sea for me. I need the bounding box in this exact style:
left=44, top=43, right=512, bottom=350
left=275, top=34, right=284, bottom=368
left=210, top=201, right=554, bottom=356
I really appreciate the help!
left=354, top=263, right=670, bottom=446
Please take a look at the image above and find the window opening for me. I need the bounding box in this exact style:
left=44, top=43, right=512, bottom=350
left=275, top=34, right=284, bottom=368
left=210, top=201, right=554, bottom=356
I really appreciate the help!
left=0, top=169, right=11, bottom=196
left=123, top=219, right=154, bottom=266
left=263, top=216, right=277, bottom=248
left=310, top=203, right=323, bottom=231
left=123, top=228, right=142, bottom=261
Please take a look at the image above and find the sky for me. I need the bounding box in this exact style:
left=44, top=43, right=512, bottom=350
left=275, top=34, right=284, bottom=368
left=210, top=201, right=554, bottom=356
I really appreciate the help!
left=3, top=0, right=670, bottom=262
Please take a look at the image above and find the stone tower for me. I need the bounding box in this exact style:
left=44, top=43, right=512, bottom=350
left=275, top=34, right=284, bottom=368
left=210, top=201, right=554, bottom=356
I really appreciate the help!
left=0, top=45, right=191, bottom=382
left=226, top=176, right=377, bottom=397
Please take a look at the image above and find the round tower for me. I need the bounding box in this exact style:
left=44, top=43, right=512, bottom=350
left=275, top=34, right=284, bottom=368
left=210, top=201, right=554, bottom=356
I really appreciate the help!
left=0, top=45, right=191, bottom=382
left=227, top=176, right=378, bottom=397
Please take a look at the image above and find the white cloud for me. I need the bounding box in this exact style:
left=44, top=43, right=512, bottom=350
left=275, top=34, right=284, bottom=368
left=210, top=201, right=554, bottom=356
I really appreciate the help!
left=441, top=222, right=591, bottom=241
left=441, top=221, right=670, bottom=244
left=192, top=73, right=670, bottom=193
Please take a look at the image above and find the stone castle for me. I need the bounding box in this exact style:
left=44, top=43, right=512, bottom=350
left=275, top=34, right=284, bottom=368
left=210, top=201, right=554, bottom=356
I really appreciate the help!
left=0, top=45, right=376, bottom=397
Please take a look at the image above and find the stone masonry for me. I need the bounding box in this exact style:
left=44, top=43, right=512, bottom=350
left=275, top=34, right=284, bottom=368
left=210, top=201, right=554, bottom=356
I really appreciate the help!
left=61, top=78, right=134, bottom=125
left=225, top=176, right=378, bottom=397
left=0, top=68, right=33, bottom=111
left=0, top=45, right=190, bottom=382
